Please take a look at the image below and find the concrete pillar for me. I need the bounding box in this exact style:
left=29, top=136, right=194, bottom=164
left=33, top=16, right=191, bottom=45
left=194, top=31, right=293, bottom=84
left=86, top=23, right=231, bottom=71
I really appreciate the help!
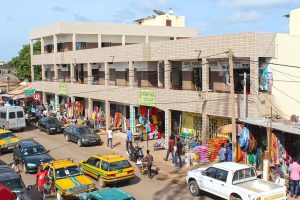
left=202, top=58, right=209, bottom=92
left=145, top=35, right=149, bottom=44
left=42, top=92, right=47, bottom=106
left=105, top=100, right=110, bottom=130
left=105, top=62, right=109, bottom=86
left=130, top=105, right=136, bottom=134
left=164, top=60, right=171, bottom=89
left=157, top=62, right=163, bottom=88
left=98, top=34, right=102, bottom=48
left=174, top=37, right=177, bottom=40
left=54, top=64, right=58, bottom=82
left=41, top=38, right=44, bottom=54
left=129, top=61, right=134, bottom=87
left=72, top=34, right=76, bottom=51
left=55, top=94, right=59, bottom=112
left=42, top=65, right=46, bottom=81
left=164, top=109, right=171, bottom=148
left=250, top=57, right=259, bottom=95
left=88, top=98, right=93, bottom=119
left=70, top=63, right=75, bottom=83
left=53, top=35, right=57, bottom=53
left=122, top=35, right=125, bottom=46
left=201, top=113, right=208, bottom=144
left=87, top=63, right=92, bottom=85
left=30, top=40, right=33, bottom=56
left=31, top=65, right=34, bottom=81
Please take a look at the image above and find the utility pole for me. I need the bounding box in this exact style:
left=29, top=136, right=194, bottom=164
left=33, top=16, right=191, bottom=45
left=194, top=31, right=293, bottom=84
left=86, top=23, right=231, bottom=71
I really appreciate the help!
left=228, top=49, right=237, bottom=162
left=6, top=76, right=10, bottom=93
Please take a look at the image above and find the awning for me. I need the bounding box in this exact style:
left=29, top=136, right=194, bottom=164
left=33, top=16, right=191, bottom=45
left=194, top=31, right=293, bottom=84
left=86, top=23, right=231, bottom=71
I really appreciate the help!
left=217, top=124, right=243, bottom=136
left=8, top=84, right=32, bottom=95
left=13, top=93, right=25, bottom=100
left=241, top=117, right=300, bottom=136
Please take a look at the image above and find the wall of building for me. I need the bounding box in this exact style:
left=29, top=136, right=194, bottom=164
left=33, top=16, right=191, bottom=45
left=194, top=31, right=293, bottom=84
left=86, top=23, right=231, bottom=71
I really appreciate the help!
left=76, top=34, right=98, bottom=43
left=138, top=14, right=185, bottom=27
left=57, top=34, right=72, bottom=43
left=271, top=33, right=300, bottom=119
left=290, top=8, right=300, bottom=34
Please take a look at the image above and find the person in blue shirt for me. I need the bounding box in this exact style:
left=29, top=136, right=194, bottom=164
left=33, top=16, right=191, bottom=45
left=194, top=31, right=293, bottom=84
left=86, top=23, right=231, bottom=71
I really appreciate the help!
left=225, top=143, right=232, bottom=162
left=126, top=128, right=133, bottom=152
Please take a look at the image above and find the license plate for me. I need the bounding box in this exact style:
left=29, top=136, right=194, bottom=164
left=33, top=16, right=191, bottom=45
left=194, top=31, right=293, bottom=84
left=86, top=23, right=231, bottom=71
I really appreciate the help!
left=7, top=146, right=14, bottom=150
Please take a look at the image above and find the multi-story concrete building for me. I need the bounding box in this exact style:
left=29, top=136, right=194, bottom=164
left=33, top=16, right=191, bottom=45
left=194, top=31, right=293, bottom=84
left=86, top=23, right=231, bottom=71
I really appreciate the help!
left=30, top=9, right=300, bottom=145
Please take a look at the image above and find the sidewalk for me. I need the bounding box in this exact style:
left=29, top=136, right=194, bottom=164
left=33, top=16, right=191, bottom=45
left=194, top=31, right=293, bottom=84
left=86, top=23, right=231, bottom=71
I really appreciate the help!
left=99, top=130, right=211, bottom=180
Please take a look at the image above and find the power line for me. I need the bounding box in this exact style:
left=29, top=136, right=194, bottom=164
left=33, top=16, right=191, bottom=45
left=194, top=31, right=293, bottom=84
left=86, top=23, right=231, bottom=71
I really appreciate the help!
left=250, top=59, right=300, bottom=69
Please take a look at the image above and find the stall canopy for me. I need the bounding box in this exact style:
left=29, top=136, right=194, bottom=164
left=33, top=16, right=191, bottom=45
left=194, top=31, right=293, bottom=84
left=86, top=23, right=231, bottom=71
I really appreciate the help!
left=217, top=124, right=243, bottom=136
left=241, top=117, right=300, bottom=135
left=7, top=82, right=32, bottom=100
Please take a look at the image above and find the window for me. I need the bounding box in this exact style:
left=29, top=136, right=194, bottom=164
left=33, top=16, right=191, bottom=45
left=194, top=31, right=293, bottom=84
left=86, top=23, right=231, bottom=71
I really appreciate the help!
left=7, top=70, right=10, bottom=74
left=9, top=112, right=15, bottom=119
left=109, top=160, right=132, bottom=171
left=86, top=157, right=100, bottom=167
left=101, top=161, right=109, bottom=171
left=0, top=112, right=6, bottom=119
left=17, top=111, right=24, bottom=118
left=166, top=19, right=172, bottom=26
left=205, top=167, right=218, bottom=179
left=232, top=168, right=257, bottom=184
left=215, top=169, right=228, bottom=182
left=101, top=42, right=112, bottom=48
left=76, top=42, right=86, bottom=50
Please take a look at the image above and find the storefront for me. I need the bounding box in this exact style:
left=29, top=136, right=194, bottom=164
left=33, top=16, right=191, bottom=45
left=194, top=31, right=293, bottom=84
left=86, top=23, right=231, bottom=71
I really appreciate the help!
left=91, top=100, right=105, bottom=130
left=110, top=103, right=129, bottom=131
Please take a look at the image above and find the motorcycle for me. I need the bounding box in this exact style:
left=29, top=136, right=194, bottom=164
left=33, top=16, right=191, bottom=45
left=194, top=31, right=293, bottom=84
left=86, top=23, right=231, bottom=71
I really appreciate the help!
left=128, top=143, right=144, bottom=164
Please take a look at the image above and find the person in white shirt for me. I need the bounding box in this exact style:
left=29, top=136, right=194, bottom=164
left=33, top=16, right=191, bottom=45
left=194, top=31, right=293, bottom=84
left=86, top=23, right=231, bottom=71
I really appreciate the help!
left=107, top=127, right=113, bottom=149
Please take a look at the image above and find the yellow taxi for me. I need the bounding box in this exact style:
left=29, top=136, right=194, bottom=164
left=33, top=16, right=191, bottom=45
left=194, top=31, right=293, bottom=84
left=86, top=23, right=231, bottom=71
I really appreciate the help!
left=0, top=129, right=20, bottom=153
left=78, top=154, right=135, bottom=187
left=42, top=159, right=95, bottom=198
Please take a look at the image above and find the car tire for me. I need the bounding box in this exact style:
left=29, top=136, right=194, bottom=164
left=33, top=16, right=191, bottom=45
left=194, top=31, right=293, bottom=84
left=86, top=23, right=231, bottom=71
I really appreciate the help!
left=98, top=177, right=106, bottom=188
left=230, top=194, right=242, bottom=200
left=23, top=163, right=28, bottom=174
left=188, top=180, right=200, bottom=196
left=65, top=135, right=69, bottom=142
left=77, top=139, right=82, bottom=147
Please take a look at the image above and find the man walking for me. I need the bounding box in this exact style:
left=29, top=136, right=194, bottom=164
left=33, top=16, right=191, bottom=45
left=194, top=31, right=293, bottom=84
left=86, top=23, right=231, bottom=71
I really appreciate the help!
left=175, top=140, right=183, bottom=167
left=144, top=150, right=154, bottom=179
left=219, top=143, right=226, bottom=162
left=107, top=127, right=113, bottom=149
left=164, top=135, right=175, bottom=164
left=126, top=128, right=133, bottom=152
left=289, top=158, right=300, bottom=198
left=36, top=166, right=47, bottom=192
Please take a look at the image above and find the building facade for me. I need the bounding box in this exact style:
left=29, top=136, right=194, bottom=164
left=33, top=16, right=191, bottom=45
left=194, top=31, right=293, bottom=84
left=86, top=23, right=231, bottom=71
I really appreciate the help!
left=30, top=10, right=300, bottom=144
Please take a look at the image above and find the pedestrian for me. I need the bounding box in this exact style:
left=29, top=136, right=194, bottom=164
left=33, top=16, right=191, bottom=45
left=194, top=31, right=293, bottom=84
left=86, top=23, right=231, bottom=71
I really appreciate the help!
left=164, top=135, right=175, bottom=164
left=225, top=143, right=232, bottom=161
left=219, top=143, right=226, bottom=162
left=86, top=117, right=91, bottom=127
left=11, top=158, right=21, bottom=173
left=36, top=166, right=47, bottom=192
left=144, top=150, right=154, bottom=179
left=175, top=140, right=183, bottom=167
left=289, top=158, right=300, bottom=198
left=42, top=176, right=53, bottom=199
left=107, top=127, right=113, bottom=149
left=126, top=128, right=133, bottom=152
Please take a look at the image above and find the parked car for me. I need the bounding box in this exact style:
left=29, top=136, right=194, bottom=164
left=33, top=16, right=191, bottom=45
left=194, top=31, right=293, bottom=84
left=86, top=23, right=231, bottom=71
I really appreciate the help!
left=38, top=117, right=63, bottom=134
left=41, top=159, right=95, bottom=199
left=0, top=165, right=39, bottom=200
left=0, top=128, right=20, bottom=153
left=79, top=154, right=135, bottom=187
left=79, top=188, right=136, bottom=200
left=13, top=139, right=53, bottom=173
left=0, top=106, right=26, bottom=131
left=64, top=125, right=101, bottom=147
left=186, top=162, right=286, bottom=200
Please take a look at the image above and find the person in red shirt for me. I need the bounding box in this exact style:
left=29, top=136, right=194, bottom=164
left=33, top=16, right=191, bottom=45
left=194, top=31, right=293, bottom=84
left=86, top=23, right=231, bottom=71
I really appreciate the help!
left=36, top=166, right=47, bottom=192
left=164, top=135, right=175, bottom=164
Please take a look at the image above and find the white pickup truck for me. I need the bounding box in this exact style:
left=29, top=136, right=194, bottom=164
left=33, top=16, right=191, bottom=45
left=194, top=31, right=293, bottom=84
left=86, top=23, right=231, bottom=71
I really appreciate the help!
left=186, top=162, right=286, bottom=200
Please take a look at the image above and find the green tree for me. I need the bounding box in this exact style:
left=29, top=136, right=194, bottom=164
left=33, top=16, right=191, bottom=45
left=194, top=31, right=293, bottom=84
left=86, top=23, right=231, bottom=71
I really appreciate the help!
left=8, top=41, right=41, bottom=81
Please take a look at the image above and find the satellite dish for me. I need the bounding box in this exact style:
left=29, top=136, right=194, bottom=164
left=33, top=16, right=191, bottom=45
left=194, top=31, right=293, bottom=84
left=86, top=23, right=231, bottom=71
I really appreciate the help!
left=153, top=10, right=165, bottom=15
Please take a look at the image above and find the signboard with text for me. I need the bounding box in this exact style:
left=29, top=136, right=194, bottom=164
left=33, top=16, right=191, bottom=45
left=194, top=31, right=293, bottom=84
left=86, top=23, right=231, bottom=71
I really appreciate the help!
left=59, top=83, right=68, bottom=95
left=138, top=90, right=155, bottom=107
left=24, top=89, right=36, bottom=97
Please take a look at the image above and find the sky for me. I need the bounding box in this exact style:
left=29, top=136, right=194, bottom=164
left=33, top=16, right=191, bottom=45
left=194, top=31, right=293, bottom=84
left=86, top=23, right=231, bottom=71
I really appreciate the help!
left=1, top=0, right=300, bottom=62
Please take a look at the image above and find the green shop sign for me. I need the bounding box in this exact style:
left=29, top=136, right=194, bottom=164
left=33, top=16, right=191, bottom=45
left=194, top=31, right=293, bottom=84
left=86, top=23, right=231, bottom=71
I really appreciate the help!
left=24, top=89, right=36, bottom=97
left=139, top=90, right=155, bottom=107
left=59, top=83, right=68, bottom=95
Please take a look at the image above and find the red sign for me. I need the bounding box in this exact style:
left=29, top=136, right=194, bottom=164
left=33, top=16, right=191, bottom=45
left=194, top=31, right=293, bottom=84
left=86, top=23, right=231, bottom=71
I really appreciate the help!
left=32, top=93, right=42, bottom=101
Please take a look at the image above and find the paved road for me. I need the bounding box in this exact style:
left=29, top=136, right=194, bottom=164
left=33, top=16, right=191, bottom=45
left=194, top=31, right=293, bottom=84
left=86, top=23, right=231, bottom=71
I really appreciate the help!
left=0, top=127, right=220, bottom=200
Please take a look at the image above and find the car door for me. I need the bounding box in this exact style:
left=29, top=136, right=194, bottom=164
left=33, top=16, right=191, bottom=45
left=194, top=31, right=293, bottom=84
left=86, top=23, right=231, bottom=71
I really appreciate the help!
left=8, top=111, right=17, bottom=129
left=73, top=128, right=80, bottom=142
left=201, top=167, right=218, bottom=194
left=213, top=169, right=230, bottom=198
left=84, top=157, right=100, bottom=179
left=68, top=126, right=76, bottom=142
left=16, top=110, right=25, bottom=128
left=39, top=118, right=45, bottom=130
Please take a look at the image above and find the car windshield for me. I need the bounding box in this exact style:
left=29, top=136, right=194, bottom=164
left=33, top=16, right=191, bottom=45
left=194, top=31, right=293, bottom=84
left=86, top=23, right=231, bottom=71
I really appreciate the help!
left=23, top=146, right=47, bottom=156
left=0, top=132, right=14, bottom=139
left=1, top=178, right=26, bottom=193
left=77, top=127, right=95, bottom=135
left=55, top=165, right=82, bottom=179
left=109, top=160, right=132, bottom=171
left=47, top=118, right=60, bottom=124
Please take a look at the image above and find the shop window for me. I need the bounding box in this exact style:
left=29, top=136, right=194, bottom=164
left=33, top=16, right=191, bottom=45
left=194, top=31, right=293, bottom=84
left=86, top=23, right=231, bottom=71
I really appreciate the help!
left=208, top=116, right=230, bottom=138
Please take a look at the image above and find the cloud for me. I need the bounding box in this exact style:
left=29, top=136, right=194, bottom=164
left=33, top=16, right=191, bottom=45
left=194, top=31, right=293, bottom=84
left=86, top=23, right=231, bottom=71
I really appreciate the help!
left=51, top=6, right=67, bottom=12
left=218, top=0, right=297, bottom=8
left=229, top=10, right=263, bottom=23
left=5, top=15, right=13, bottom=21
left=73, top=13, right=91, bottom=22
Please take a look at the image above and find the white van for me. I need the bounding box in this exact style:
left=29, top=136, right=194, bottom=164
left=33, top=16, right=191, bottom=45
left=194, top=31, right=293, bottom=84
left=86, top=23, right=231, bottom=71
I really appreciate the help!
left=0, top=106, right=26, bottom=131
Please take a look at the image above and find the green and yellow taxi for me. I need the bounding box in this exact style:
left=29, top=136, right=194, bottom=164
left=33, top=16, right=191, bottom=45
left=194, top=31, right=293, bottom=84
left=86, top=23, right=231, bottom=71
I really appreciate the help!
left=42, top=159, right=95, bottom=198
left=0, top=129, right=20, bottom=153
left=79, top=154, right=135, bottom=187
